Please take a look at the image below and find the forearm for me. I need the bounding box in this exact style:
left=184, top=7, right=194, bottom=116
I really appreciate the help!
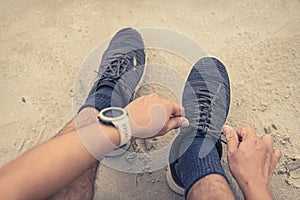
left=0, top=122, right=119, bottom=200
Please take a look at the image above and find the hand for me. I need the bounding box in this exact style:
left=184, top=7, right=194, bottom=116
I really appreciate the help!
left=222, top=125, right=281, bottom=200
left=126, top=93, right=189, bottom=139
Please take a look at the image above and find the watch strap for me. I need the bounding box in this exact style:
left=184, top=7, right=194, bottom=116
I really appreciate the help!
left=113, top=115, right=132, bottom=147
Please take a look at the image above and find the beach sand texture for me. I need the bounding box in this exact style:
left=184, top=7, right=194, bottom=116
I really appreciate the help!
left=0, top=0, right=299, bottom=199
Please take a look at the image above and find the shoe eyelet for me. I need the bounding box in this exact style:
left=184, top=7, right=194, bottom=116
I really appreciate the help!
left=133, top=56, right=137, bottom=67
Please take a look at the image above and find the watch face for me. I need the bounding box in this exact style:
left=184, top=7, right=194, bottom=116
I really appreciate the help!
left=102, top=108, right=125, bottom=118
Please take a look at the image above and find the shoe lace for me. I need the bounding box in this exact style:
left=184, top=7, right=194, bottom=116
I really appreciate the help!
left=193, top=84, right=222, bottom=136
left=100, top=54, right=136, bottom=81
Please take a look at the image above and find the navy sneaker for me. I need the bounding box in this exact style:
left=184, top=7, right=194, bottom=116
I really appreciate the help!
left=166, top=57, right=230, bottom=195
left=79, top=28, right=145, bottom=156
left=79, top=27, right=146, bottom=113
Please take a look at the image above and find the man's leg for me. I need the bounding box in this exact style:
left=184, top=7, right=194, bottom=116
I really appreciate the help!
left=187, top=175, right=233, bottom=200
left=167, top=57, right=234, bottom=199
left=49, top=108, right=100, bottom=200
left=169, top=135, right=235, bottom=200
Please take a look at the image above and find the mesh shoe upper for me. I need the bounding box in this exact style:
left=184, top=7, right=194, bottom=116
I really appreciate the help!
left=98, top=28, right=145, bottom=83
left=83, top=28, right=146, bottom=111
left=183, top=57, right=230, bottom=139
left=169, top=57, right=231, bottom=188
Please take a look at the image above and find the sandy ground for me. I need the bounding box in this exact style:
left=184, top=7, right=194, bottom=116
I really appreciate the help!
left=1, top=0, right=299, bottom=199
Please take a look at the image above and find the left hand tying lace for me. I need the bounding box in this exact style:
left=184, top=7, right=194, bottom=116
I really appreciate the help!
left=126, top=93, right=189, bottom=139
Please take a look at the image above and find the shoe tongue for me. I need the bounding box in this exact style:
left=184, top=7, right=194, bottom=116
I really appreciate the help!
left=96, top=81, right=116, bottom=90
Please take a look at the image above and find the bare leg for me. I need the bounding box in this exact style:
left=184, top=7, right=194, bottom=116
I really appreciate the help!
left=187, top=174, right=234, bottom=200
left=49, top=108, right=99, bottom=200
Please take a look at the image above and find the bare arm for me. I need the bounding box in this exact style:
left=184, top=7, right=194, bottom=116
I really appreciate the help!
left=0, top=122, right=118, bottom=200
left=0, top=93, right=188, bottom=200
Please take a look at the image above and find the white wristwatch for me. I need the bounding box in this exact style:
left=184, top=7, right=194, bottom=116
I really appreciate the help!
left=98, top=107, right=132, bottom=147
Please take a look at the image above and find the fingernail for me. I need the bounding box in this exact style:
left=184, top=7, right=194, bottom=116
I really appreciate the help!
left=222, top=125, right=231, bottom=135
left=181, top=118, right=189, bottom=127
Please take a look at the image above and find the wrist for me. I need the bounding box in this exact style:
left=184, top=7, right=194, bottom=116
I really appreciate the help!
left=98, top=107, right=132, bottom=147
left=98, top=122, right=120, bottom=146
left=239, top=180, right=272, bottom=200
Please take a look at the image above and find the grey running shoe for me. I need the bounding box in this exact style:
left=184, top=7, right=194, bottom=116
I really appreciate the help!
left=167, top=57, right=230, bottom=195
left=80, top=27, right=146, bottom=112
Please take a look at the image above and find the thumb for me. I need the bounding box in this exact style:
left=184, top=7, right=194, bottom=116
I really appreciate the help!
left=223, top=125, right=239, bottom=155
left=166, top=117, right=189, bottom=131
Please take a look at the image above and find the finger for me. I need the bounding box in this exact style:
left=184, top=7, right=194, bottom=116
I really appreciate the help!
left=269, top=149, right=282, bottom=179
left=149, top=92, right=159, bottom=97
left=223, top=125, right=239, bottom=155
left=170, top=103, right=185, bottom=117
left=165, top=117, right=189, bottom=132
left=261, top=134, right=274, bottom=150
left=273, top=149, right=281, bottom=166
left=237, top=126, right=257, bottom=141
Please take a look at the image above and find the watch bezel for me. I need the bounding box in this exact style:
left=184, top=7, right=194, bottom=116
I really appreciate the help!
left=98, top=107, right=127, bottom=123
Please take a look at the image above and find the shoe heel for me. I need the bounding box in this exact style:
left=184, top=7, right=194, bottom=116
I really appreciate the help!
left=166, top=166, right=185, bottom=196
